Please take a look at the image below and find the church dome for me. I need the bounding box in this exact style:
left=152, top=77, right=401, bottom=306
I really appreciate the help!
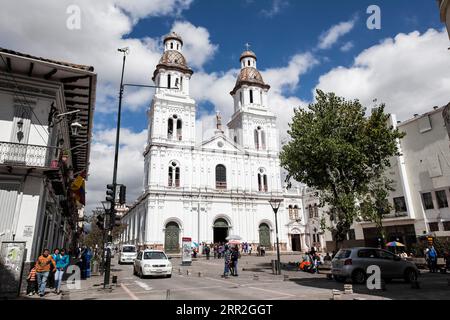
left=230, top=67, right=270, bottom=95
left=164, top=32, right=183, bottom=46
left=152, top=50, right=193, bottom=81
left=240, top=50, right=257, bottom=61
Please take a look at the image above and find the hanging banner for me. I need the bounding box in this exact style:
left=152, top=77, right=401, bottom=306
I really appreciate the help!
left=182, top=237, right=192, bottom=266
left=0, top=242, right=26, bottom=298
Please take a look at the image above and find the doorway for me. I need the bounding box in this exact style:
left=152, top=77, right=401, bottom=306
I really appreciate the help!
left=258, top=223, right=271, bottom=248
left=164, top=222, right=180, bottom=253
left=291, top=234, right=301, bottom=252
left=213, top=218, right=229, bottom=243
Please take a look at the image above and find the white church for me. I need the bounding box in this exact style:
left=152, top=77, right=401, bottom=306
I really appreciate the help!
left=122, top=33, right=325, bottom=253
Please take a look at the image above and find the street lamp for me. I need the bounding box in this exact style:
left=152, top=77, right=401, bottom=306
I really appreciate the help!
left=269, top=198, right=283, bottom=275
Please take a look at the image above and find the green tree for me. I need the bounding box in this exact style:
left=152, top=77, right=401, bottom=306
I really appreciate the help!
left=280, top=90, right=405, bottom=250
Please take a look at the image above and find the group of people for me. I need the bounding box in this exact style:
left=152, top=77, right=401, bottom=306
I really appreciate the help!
left=26, top=246, right=94, bottom=298
left=222, top=244, right=240, bottom=278
left=299, top=250, right=329, bottom=273
left=27, top=248, right=70, bottom=297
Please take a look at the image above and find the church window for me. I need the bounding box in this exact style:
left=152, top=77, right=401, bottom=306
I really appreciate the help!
left=168, top=74, right=171, bottom=89
left=180, top=77, right=183, bottom=91
left=260, top=91, right=263, bottom=106
left=168, top=161, right=180, bottom=187
left=248, top=60, right=251, bottom=66
left=254, top=127, right=266, bottom=150
left=170, top=42, right=173, bottom=49
left=288, top=205, right=293, bottom=220
left=234, top=136, right=238, bottom=143
left=314, top=204, right=319, bottom=217
left=258, top=168, right=268, bottom=192
left=254, top=129, right=259, bottom=150
left=177, top=44, right=179, bottom=50
left=261, top=130, right=266, bottom=150
left=176, top=119, right=182, bottom=140
left=250, top=90, right=254, bottom=103
left=167, top=118, right=173, bottom=139
left=239, top=91, right=242, bottom=106
left=216, top=164, right=227, bottom=189
left=293, top=205, right=299, bottom=220
left=308, top=205, right=313, bottom=218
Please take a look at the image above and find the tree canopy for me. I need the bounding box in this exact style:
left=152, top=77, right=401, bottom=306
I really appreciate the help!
left=280, top=90, right=405, bottom=247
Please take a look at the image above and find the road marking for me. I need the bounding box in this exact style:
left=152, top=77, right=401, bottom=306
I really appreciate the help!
left=134, top=281, right=152, bottom=291
left=247, top=286, right=295, bottom=297
left=120, top=283, right=140, bottom=300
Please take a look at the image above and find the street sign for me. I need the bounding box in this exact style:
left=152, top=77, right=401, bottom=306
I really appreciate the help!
left=182, top=237, right=192, bottom=266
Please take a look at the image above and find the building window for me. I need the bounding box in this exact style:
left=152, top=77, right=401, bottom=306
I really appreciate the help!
left=257, top=168, right=268, bottom=192
left=168, top=161, right=180, bottom=187
left=177, top=44, right=179, bottom=50
left=176, top=119, right=182, bottom=140
left=314, top=204, right=319, bottom=217
left=167, top=118, right=173, bottom=139
left=393, top=196, right=407, bottom=213
left=293, top=205, right=299, bottom=220
left=167, top=74, right=171, bottom=89
left=250, top=89, right=253, bottom=103
left=215, top=164, right=227, bottom=189
left=170, top=42, right=173, bottom=49
left=443, top=221, right=450, bottom=231
left=254, top=127, right=266, bottom=150
left=260, top=130, right=266, bottom=150
left=288, top=205, right=293, bottom=220
left=239, top=91, right=243, bottom=106
left=308, top=205, right=313, bottom=218
left=428, top=222, right=439, bottom=232
left=248, top=60, right=251, bottom=66
left=435, top=190, right=448, bottom=208
left=422, top=192, right=434, bottom=210
left=348, top=229, right=356, bottom=240
left=254, top=129, right=259, bottom=150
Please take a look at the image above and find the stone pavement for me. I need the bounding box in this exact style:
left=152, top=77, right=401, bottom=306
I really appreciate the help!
left=18, top=253, right=450, bottom=300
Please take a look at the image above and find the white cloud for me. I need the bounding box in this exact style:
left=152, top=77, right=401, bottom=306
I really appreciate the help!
left=318, top=18, right=357, bottom=50
left=171, top=21, right=218, bottom=70
left=261, top=0, right=289, bottom=17
left=86, top=128, right=147, bottom=214
left=315, top=28, right=450, bottom=121
left=340, top=41, right=354, bottom=52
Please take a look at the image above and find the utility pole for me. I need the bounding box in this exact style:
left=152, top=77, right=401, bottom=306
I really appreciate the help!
left=104, top=48, right=127, bottom=289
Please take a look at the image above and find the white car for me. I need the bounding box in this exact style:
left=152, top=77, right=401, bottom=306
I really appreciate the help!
left=133, top=250, right=173, bottom=278
left=118, top=245, right=137, bottom=264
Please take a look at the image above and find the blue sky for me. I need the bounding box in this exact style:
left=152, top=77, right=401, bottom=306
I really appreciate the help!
left=109, top=0, right=445, bottom=132
left=2, top=0, right=448, bottom=212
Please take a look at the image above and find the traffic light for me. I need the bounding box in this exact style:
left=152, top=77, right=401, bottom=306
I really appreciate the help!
left=106, top=184, right=115, bottom=203
left=119, top=185, right=126, bottom=205
left=110, top=213, right=122, bottom=229
left=96, top=215, right=104, bottom=230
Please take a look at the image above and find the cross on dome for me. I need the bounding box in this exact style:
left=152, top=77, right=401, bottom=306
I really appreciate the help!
left=245, top=43, right=251, bottom=51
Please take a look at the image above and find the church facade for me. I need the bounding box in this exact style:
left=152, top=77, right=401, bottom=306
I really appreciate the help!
left=121, top=33, right=321, bottom=253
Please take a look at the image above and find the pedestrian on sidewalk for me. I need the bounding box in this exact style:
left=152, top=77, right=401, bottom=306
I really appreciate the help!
left=249, top=244, right=252, bottom=256
left=54, top=248, right=70, bottom=294
left=26, top=265, right=38, bottom=296
left=205, top=245, right=210, bottom=260
left=48, top=248, right=59, bottom=289
left=35, top=249, right=56, bottom=297
left=222, top=245, right=231, bottom=278
left=231, top=245, right=240, bottom=276
left=427, top=245, right=438, bottom=273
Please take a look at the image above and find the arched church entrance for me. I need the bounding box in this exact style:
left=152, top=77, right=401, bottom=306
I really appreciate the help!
left=164, top=221, right=180, bottom=253
left=213, top=218, right=229, bottom=243
left=259, top=223, right=271, bottom=248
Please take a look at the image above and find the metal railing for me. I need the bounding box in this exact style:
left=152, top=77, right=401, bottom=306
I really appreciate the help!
left=0, top=141, right=59, bottom=168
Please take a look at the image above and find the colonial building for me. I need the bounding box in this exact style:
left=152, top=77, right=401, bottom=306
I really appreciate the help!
left=122, top=33, right=310, bottom=253
left=0, top=48, right=96, bottom=262
left=322, top=106, right=450, bottom=251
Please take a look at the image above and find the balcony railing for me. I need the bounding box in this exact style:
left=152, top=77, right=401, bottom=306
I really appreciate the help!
left=0, top=141, right=59, bottom=168
left=216, top=181, right=227, bottom=190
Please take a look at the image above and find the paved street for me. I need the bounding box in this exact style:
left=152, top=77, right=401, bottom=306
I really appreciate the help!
left=22, top=254, right=450, bottom=300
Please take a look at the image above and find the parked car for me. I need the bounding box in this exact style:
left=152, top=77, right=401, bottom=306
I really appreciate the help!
left=133, top=249, right=172, bottom=278
left=331, top=247, right=419, bottom=284
left=118, top=244, right=137, bottom=264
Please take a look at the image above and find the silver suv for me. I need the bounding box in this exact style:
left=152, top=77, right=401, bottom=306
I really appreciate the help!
left=331, top=247, right=419, bottom=284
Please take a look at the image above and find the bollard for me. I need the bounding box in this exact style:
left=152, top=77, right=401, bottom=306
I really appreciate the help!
left=344, top=284, right=353, bottom=294
left=331, top=289, right=341, bottom=300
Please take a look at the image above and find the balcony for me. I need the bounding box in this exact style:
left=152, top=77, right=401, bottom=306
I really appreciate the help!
left=0, top=141, right=60, bottom=169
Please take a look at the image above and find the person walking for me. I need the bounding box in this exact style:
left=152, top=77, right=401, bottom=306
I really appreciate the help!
left=231, top=246, right=240, bottom=276
left=54, top=248, right=70, bottom=294
left=427, top=245, right=438, bottom=273
left=222, top=245, right=231, bottom=278
left=47, top=248, right=59, bottom=289
left=35, top=249, right=56, bottom=297
left=26, top=265, right=38, bottom=296
left=205, top=245, right=210, bottom=260
left=249, top=244, right=252, bottom=256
